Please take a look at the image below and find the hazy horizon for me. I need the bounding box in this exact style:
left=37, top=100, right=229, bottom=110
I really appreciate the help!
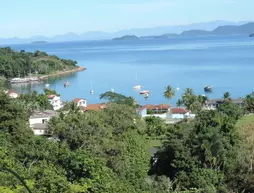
left=1, top=0, right=254, bottom=38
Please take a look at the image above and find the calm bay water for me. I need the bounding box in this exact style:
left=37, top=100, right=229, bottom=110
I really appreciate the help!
left=7, top=35, right=254, bottom=106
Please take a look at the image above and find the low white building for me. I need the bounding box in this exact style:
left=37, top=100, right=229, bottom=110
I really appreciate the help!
left=29, top=110, right=56, bottom=136
left=48, top=95, right=63, bottom=110
left=73, top=98, right=87, bottom=107
left=5, top=90, right=19, bottom=98
left=170, top=108, right=194, bottom=119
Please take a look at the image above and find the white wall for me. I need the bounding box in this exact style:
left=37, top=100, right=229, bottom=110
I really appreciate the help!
left=29, top=117, right=50, bottom=125
left=33, top=129, right=47, bottom=136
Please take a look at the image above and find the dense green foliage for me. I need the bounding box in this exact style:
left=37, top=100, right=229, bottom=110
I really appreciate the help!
left=1, top=87, right=254, bottom=192
left=0, top=47, right=77, bottom=78
left=100, top=91, right=136, bottom=107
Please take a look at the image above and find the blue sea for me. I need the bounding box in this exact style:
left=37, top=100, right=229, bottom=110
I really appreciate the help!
left=7, top=35, right=254, bottom=106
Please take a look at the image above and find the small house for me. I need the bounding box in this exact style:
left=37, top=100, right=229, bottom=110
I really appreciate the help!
left=136, top=106, right=147, bottom=117
left=5, top=90, right=19, bottom=98
left=29, top=110, right=56, bottom=136
left=73, top=98, right=87, bottom=107
left=170, top=108, right=190, bottom=119
left=205, top=98, right=245, bottom=110
left=85, top=103, right=107, bottom=111
left=144, top=104, right=171, bottom=114
left=48, top=95, right=63, bottom=110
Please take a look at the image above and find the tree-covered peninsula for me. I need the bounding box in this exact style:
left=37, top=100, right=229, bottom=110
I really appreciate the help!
left=0, top=47, right=79, bottom=78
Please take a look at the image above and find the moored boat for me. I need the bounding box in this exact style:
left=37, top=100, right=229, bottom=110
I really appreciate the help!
left=64, top=82, right=70, bottom=87
left=140, top=90, right=150, bottom=95
left=133, top=85, right=142, bottom=90
left=204, top=85, right=213, bottom=92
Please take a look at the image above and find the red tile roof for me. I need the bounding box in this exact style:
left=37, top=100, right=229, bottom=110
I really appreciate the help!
left=73, top=98, right=86, bottom=103
left=144, top=104, right=170, bottom=110
left=7, top=90, right=19, bottom=95
left=48, top=95, right=56, bottom=99
left=171, top=108, right=188, bottom=114
left=86, top=104, right=107, bottom=111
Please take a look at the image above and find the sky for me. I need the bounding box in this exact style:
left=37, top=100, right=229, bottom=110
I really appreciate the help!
left=0, top=0, right=253, bottom=38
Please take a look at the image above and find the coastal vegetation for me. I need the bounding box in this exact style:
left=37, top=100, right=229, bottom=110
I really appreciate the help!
left=0, top=47, right=78, bottom=78
left=1, top=84, right=254, bottom=192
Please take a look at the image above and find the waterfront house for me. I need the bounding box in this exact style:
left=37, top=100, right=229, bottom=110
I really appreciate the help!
left=85, top=103, right=107, bottom=111
left=29, top=110, right=56, bottom=136
left=73, top=98, right=87, bottom=108
left=170, top=107, right=190, bottom=119
left=48, top=95, right=63, bottom=110
left=144, top=104, right=171, bottom=114
left=204, top=98, right=245, bottom=110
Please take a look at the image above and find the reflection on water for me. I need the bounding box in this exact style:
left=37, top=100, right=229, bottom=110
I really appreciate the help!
left=8, top=72, right=78, bottom=94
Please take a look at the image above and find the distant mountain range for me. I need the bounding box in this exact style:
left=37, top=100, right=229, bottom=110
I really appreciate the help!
left=113, top=22, right=254, bottom=40
left=0, top=20, right=252, bottom=45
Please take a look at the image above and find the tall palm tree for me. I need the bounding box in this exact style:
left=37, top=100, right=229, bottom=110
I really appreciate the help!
left=223, top=92, right=231, bottom=102
left=176, top=99, right=183, bottom=107
left=164, top=85, right=175, bottom=102
left=185, top=88, right=194, bottom=96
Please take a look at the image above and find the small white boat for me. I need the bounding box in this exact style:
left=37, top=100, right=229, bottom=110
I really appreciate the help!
left=64, top=82, right=70, bottom=87
left=140, top=90, right=150, bottom=95
left=111, top=88, right=115, bottom=93
left=176, top=84, right=180, bottom=91
left=45, top=84, right=50, bottom=88
left=133, top=85, right=142, bottom=90
left=144, top=93, right=149, bottom=99
left=90, top=90, right=94, bottom=94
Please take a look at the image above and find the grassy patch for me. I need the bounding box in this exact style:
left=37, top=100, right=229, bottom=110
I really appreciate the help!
left=148, top=139, right=163, bottom=148
left=236, top=114, right=254, bottom=130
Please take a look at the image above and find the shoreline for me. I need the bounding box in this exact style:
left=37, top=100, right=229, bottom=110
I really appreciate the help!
left=39, top=66, right=86, bottom=80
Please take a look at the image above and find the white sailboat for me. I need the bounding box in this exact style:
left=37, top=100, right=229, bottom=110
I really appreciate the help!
left=133, top=72, right=142, bottom=90
left=176, top=84, right=180, bottom=91
left=90, top=81, right=94, bottom=94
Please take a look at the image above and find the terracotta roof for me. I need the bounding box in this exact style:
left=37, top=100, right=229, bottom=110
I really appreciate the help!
left=86, top=104, right=107, bottom=111
left=171, top=108, right=188, bottom=114
left=73, top=98, right=86, bottom=103
left=48, top=95, right=56, bottom=99
left=7, top=90, right=19, bottom=95
left=144, top=104, right=170, bottom=110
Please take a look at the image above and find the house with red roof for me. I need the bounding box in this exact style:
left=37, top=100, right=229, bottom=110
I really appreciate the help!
left=170, top=107, right=190, bottom=119
left=5, top=90, right=19, bottom=98
left=73, top=98, right=87, bottom=108
left=143, top=104, right=171, bottom=114
left=86, top=103, right=107, bottom=111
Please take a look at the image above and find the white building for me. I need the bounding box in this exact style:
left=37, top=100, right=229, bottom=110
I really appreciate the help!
left=29, top=110, right=56, bottom=136
left=73, top=98, right=87, bottom=107
left=48, top=95, right=63, bottom=110
left=170, top=108, right=193, bottom=119
left=5, top=90, right=19, bottom=98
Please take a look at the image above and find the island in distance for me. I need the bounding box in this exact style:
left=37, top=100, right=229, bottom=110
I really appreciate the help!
left=112, top=35, right=139, bottom=41
left=31, top=41, right=48, bottom=44
left=250, top=33, right=254, bottom=37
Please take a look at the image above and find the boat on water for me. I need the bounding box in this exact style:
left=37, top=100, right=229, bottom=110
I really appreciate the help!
left=111, top=88, right=115, bottom=93
left=64, top=82, right=70, bottom=87
left=140, top=90, right=150, bottom=95
left=204, top=85, right=213, bottom=92
left=176, top=84, right=180, bottom=91
left=45, top=84, right=50, bottom=88
left=133, top=85, right=142, bottom=90
left=90, top=89, right=94, bottom=94
left=144, top=93, right=149, bottom=99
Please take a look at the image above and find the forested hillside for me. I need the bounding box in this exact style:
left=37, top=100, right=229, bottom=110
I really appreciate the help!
left=0, top=87, right=254, bottom=192
left=0, top=47, right=78, bottom=78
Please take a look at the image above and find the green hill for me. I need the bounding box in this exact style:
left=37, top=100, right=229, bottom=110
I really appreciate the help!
left=0, top=47, right=78, bottom=78
left=112, top=35, right=139, bottom=41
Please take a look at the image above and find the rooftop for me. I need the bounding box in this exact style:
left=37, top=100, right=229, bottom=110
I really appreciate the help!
left=143, top=104, right=170, bottom=110
left=30, top=110, right=57, bottom=119
left=206, top=98, right=244, bottom=105
left=31, top=123, right=48, bottom=130
left=73, top=98, right=86, bottom=103
left=171, top=108, right=189, bottom=114
left=86, top=104, right=107, bottom=111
